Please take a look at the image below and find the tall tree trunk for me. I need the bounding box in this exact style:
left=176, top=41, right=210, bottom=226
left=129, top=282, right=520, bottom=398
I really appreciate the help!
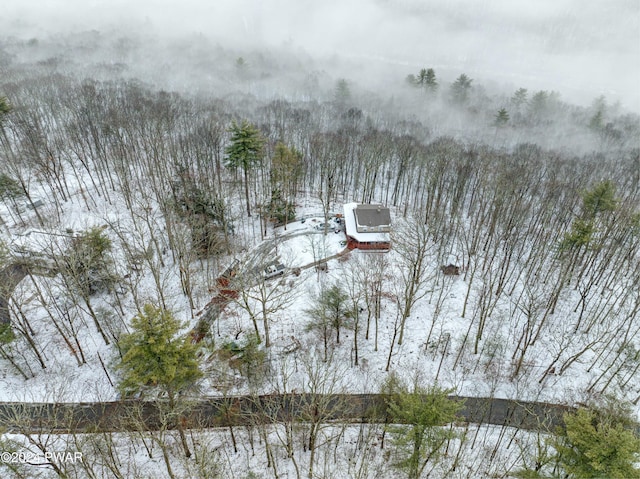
left=244, top=167, right=251, bottom=217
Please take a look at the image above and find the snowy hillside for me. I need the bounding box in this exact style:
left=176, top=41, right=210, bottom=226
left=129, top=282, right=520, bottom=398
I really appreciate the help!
left=0, top=20, right=639, bottom=479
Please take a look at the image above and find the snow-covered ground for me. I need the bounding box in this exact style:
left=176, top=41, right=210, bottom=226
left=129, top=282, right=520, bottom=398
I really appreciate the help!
left=1, top=422, right=551, bottom=479
left=1, top=182, right=638, bottom=417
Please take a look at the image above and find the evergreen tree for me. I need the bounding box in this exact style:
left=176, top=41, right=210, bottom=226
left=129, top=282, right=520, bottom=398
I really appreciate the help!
left=589, top=95, right=607, bottom=131
left=528, top=90, right=550, bottom=123
left=219, top=335, right=267, bottom=385
left=235, top=56, right=247, bottom=70
left=511, top=88, right=528, bottom=110
left=495, top=108, right=510, bottom=126
left=305, top=283, right=351, bottom=361
left=0, top=96, right=10, bottom=122
left=0, top=96, right=12, bottom=146
left=171, top=164, right=231, bottom=256
left=66, top=227, right=116, bottom=295
left=117, top=304, right=202, bottom=396
left=383, top=374, right=464, bottom=479
left=0, top=96, right=13, bottom=136
left=271, top=142, right=302, bottom=189
left=411, top=68, right=437, bottom=92
left=266, top=188, right=295, bottom=224
left=450, top=74, right=473, bottom=104
left=116, top=304, right=202, bottom=457
left=559, top=181, right=618, bottom=253
left=559, top=219, right=595, bottom=252
left=0, top=322, right=15, bottom=344
left=424, top=68, right=438, bottom=92
left=270, top=142, right=302, bottom=227
left=589, top=109, right=604, bottom=131
left=581, top=180, right=618, bottom=219
left=551, top=406, right=640, bottom=478
left=0, top=174, right=23, bottom=199
left=235, top=57, right=249, bottom=79
left=225, top=120, right=265, bottom=217
left=416, top=69, right=428, bottom=86
left=333, top=78, right=351, bottom=106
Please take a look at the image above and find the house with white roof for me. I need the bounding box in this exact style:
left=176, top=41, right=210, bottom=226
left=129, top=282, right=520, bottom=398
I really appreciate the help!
left=342, top=203, right=391, bottom=251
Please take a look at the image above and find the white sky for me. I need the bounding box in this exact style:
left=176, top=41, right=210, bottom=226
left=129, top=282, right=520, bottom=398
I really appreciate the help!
left=2, top=0, right=640, bottom=111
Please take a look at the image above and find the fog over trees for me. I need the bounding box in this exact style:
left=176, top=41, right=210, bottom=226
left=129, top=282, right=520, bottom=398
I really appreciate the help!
left=0, top=2, right=639, bottom=478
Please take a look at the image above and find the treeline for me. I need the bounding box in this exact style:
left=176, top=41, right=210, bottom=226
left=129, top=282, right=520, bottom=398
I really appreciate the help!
left=404, top=66, right=640, bottom=149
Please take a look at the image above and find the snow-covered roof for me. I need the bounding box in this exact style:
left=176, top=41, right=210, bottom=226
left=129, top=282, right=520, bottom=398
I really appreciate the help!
left=353, top=204, right=391, bottom=232
left=343, top=203, right=390, bottom=243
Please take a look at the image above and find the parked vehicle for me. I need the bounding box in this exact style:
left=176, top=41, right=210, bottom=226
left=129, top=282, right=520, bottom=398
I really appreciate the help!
left=264, top=262, right=286, bottom=279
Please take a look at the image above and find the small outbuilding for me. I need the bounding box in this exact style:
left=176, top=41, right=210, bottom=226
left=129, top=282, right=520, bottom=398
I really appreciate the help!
left=343, top=203, right=391, bottom=251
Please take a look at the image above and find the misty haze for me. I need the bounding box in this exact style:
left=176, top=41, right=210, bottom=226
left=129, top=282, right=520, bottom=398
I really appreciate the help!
left=0, top=1, right=639, bottom=479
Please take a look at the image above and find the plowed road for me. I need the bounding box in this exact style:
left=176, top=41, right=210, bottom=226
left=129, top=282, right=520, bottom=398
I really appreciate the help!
left=0, top=394, right=572, bottom=434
